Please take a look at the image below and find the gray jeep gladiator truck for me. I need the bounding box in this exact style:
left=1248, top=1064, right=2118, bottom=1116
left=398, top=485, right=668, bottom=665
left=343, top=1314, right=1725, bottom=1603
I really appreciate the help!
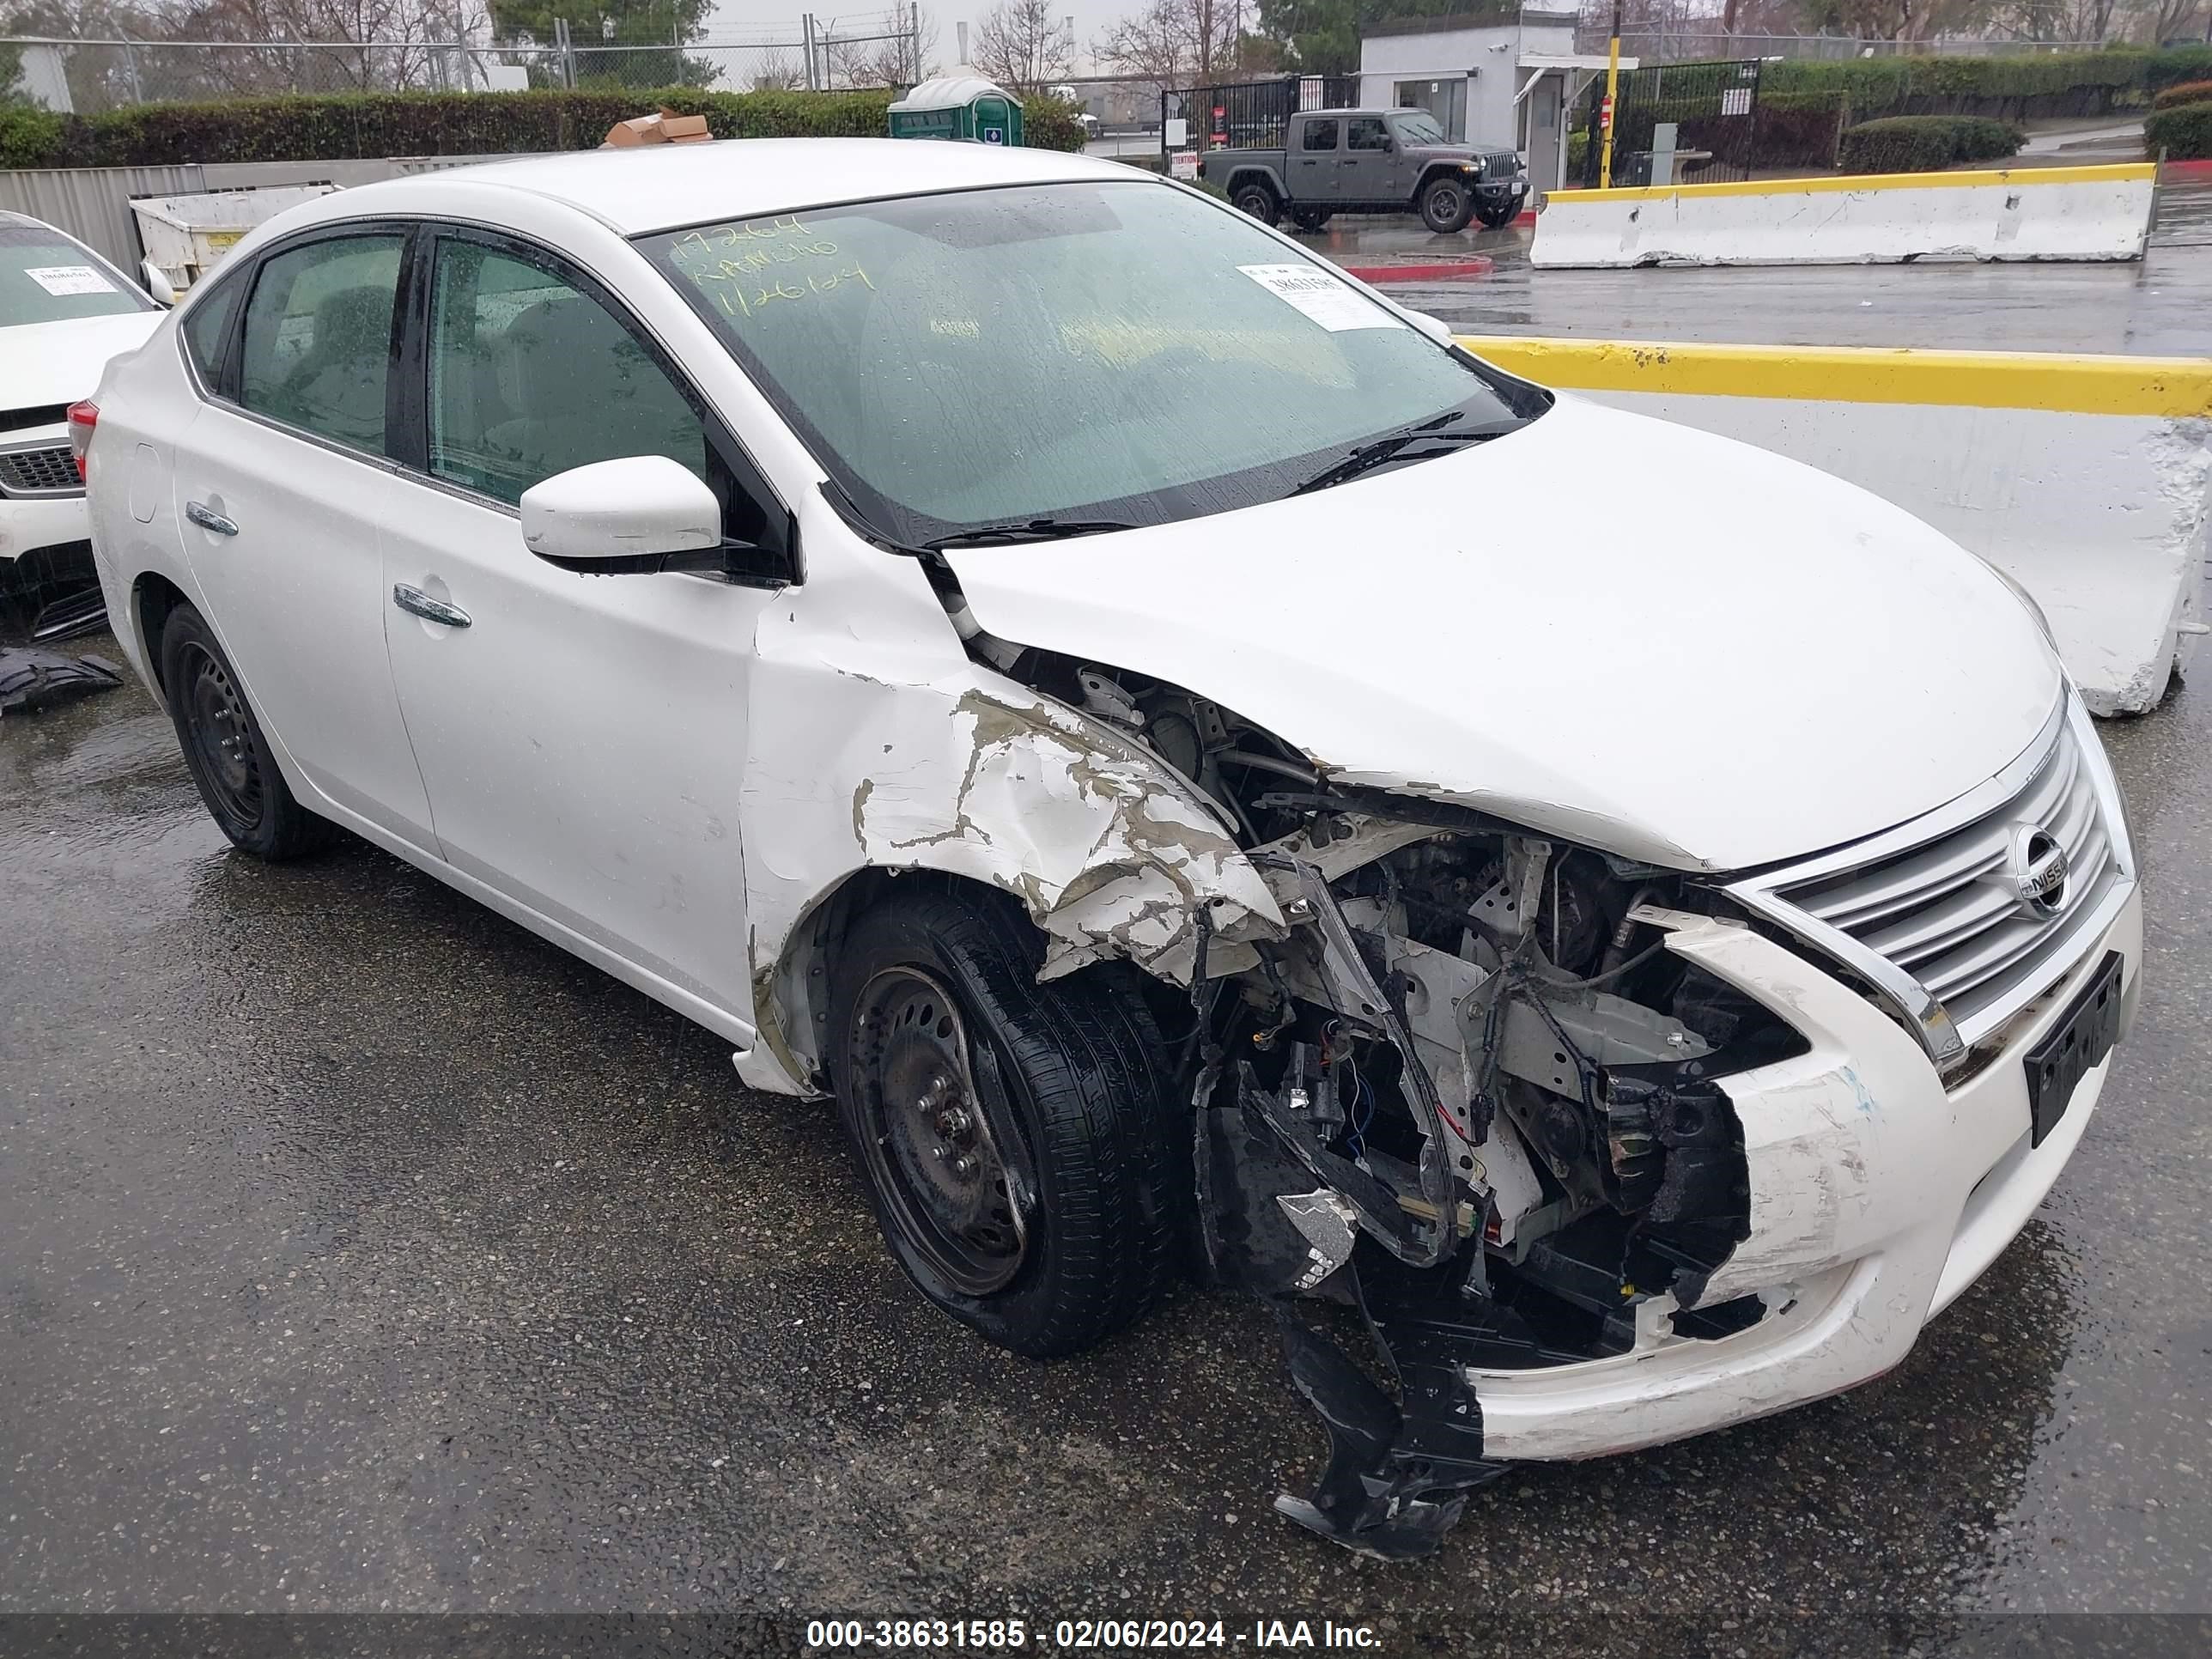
left=1198, top=107, right=1528, bottom=234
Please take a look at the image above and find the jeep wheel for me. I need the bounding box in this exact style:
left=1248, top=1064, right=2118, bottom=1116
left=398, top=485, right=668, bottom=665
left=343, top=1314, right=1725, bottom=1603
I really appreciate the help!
left=1419, top=177, right=1474, bottom=234
left=1290, top=207, right=1332, bottom=233
left=830, top=884, right=1183, bottom=1358
left=1232, top=182, right=1281, bottom=227
left=1474, top=198, right=1520, bottom=230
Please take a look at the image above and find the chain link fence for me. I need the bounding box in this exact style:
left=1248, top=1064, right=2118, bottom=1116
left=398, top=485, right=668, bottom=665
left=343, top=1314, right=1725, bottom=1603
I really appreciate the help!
left=5, top=13, right=921, bottom=115
left=1571, top=30, right=2087, bottom=64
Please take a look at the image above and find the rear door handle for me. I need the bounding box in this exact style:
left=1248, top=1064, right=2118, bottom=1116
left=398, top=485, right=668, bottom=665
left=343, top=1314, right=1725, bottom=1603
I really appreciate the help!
left=392, top=583, right=471, bottom=629
left=185, top=500, right=238, bottom=536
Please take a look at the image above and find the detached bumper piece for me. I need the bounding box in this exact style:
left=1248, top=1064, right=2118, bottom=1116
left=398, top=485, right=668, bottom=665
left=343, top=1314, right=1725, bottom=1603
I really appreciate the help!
left=1201, top=1082, right=1508, bottom=1561
left=0, top=647, right=125, bottom=716
left=1268, top=1253, right=1510, bottom=1561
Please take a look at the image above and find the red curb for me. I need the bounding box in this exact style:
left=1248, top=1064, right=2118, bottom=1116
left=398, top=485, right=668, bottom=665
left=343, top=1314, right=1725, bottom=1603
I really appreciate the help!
left=1339, top=256, right=1497, bottom=283
left=2163, top=158, right=2212, bottom=182
left=1514, top=209, right=1536, bottom=227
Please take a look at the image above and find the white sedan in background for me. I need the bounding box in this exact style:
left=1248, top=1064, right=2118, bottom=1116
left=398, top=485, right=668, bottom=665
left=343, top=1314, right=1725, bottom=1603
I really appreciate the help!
left=2, top=211, right=162, bottom=617
left=79, top=140, right=2137, bottom=1559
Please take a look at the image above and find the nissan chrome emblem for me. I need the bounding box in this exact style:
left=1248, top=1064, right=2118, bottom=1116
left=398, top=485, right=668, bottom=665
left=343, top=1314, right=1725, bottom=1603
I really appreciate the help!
left=2008, top=822, right=2069, bottom=918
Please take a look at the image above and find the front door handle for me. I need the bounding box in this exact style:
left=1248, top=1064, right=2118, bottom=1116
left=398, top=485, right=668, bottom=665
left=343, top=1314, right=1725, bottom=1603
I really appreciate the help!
left=392, top=583, right=471, bottom=629
left=185, top=500, right=238, bottom=536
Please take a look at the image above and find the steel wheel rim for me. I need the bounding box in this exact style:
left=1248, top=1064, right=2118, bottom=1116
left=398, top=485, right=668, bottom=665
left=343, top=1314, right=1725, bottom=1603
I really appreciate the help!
left=850, top=967, right=1030, bottom=1296
left=181, top=642, right=263, bottom=829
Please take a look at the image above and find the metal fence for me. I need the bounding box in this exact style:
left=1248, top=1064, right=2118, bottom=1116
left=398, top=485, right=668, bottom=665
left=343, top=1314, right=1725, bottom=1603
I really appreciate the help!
left=1573, top=58, right=1763, bottom=187
left=1159, top=75, right=1359, bottom=160
left=3, top=10, right=921, bottom=114
left=1572, top=29, right=2092, bottom=64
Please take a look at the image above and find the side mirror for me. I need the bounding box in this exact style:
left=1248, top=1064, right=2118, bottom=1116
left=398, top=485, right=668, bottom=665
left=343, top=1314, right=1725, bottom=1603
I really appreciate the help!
left=1406, top=310, right=1455, bottom=347
left=521, top=455, right=727, bottom=575
left=142, top=261, right=178, bottom=307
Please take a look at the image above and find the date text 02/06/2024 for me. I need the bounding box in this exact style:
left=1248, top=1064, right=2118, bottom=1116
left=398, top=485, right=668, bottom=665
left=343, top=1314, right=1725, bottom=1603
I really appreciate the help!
left=804, top=1618, right=1386, bottom=1650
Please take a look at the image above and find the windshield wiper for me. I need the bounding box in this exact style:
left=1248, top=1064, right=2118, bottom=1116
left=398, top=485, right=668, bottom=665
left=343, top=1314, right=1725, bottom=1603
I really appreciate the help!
left=1288, top=411, right=1511, bottom=497
left=922, top=518, right=1139, bottom=550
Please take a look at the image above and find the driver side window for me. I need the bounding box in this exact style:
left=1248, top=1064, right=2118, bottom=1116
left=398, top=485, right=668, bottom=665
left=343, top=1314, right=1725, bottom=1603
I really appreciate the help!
left=236, top=234, right=404, bottom=455
left=425, top=238, right=709, bottom=508
left=1347, top=117, right=1391, bottom=152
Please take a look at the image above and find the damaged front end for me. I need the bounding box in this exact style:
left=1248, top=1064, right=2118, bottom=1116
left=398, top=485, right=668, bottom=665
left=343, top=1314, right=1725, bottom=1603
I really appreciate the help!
left=979, top=638, right=1803, bottom=1559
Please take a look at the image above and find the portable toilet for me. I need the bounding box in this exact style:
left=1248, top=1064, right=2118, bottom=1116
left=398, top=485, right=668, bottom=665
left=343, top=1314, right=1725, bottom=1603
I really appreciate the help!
left=888, top=76, right=1024, bottom=146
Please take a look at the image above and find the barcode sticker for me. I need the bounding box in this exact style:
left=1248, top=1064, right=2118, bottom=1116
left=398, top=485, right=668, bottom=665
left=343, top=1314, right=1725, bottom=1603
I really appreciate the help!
left=1237, top=263, right=1402, bottom=332
left=26, top=264, right=116, bottom=296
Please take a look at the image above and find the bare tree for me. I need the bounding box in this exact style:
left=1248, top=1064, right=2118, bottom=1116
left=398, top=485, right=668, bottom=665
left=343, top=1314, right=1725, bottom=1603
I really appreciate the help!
left=750, top=45, right=803, bottom=88
left=2124, top=0, right=2202, bottom=36
left=969, top=0, right=1069, bottom=94
left=821, top=2, right=938, bottom=88
left=1092, top=0, right=1245, bottom=93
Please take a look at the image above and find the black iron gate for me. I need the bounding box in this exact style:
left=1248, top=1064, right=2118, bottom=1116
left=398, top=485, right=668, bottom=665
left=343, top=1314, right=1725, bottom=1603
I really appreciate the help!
left=1161, top=75, right=1358, bottom=161
left=1573, top=58, right=1762, bottom=189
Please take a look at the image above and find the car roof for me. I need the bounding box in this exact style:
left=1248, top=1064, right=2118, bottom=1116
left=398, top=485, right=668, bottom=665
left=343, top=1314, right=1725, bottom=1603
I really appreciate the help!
left=329, top=138, right=1138, bottom=238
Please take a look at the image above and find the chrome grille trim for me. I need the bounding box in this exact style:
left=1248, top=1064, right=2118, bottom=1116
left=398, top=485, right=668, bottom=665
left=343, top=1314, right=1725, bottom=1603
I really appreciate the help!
left=1727, top=691, right=2136, bottom=1072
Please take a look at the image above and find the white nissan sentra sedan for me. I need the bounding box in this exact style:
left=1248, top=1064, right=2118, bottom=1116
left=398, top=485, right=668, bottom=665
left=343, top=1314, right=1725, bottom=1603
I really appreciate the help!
left=81, top=140, right=2139, bottom=1557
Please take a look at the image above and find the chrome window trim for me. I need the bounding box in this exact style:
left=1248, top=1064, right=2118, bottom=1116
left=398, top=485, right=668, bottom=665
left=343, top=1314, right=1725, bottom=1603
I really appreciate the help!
left=1722, top=687, right=2135, bottom=1076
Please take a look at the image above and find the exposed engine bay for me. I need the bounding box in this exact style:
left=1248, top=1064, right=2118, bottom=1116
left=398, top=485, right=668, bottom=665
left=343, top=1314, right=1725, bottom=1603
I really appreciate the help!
left=971, top=628, right=1807, bottom=1559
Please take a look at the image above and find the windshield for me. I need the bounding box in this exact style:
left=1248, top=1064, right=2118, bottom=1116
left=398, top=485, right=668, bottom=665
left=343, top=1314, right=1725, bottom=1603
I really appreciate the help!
left=0, top=224, right=153, bottom=329
left=638, top=180, right=1542, bottom=546
left=1391, top=111, right=1449, bottom=146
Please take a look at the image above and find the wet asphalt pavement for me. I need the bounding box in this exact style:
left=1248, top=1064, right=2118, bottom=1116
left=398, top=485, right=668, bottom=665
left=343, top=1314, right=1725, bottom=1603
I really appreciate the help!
left=6, top=230, right=2212, bottom=1656
left=1299, top=179, right=2212, bottom=357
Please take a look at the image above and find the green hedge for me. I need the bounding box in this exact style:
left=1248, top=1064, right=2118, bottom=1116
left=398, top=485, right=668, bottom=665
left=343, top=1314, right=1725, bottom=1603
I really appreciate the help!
left=0, top=87, right=1089, bottom=170
left=1838, top=114, right=2026, bottom=173
left=2151, top=79, right=2212, bottom=110
left=1767, top=46, right=2212, bottom=123
left=2145, top=100, right=2212, bottom=161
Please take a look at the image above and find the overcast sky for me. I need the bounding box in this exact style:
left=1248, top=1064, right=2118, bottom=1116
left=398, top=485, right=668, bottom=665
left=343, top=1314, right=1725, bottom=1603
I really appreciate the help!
left=702, top=0, right=1130, bottom=72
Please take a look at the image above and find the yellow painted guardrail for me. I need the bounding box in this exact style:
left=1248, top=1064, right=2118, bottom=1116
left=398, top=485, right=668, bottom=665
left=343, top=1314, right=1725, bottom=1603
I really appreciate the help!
left=1453, top=335, right=2212, bottom=418
left=1544, top=161, right=2155, bottom=205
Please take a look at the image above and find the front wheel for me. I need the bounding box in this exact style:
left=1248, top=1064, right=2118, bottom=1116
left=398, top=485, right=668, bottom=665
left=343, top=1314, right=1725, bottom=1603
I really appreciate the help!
left=1474, top=198, right=1520, bottom=230
left=1232, top=182, right=1281, bottom=227
left=1419, top=176, right=1475, bottom=234
left=830, top=884, right=1183, bottom=1358
left=159, top=602, right=332, bottom=860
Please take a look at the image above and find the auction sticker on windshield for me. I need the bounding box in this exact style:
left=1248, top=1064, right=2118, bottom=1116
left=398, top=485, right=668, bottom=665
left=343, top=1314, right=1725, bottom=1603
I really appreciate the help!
left=1237, top=264, right=1400, bottom=332
left=25, top=265, right=117, bottom=296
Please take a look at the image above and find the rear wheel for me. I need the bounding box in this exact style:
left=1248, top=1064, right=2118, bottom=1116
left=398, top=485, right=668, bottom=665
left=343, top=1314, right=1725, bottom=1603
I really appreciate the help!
left=1290, top=206, right=1332, bottom=232
left=1419, top=176, right=1475, bottom=234
left=830, top=884, right=1182, bottom=1358
left=1232, top=181, right=1281, bottom=227
left=159, top=603, right=331, bottom=860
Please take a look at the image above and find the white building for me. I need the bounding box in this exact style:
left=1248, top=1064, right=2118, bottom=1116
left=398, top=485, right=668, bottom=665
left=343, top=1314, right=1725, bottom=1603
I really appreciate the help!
left=1358, top=7, right=1634, bottom=197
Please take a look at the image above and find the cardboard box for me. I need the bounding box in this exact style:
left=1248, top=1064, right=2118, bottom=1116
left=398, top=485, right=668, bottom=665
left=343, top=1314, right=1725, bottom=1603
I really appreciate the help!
left=602, top=108, right=712, bottom=148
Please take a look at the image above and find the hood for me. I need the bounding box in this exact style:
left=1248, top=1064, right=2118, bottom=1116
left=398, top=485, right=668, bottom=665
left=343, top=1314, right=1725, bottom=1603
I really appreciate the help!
left=942, top=396, right=2061, bottom=873
left=2, top=311, right=164, bottom=415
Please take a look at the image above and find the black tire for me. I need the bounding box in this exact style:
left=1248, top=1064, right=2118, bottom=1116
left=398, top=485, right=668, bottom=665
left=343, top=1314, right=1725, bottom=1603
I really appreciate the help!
left=1231, top=181, right=1281, bottom=227
left=159, top=602, right=332, bottom=860
left=830, top=883, right=1182, bottom=1358
left=1474, top=198, right=1519, bottom=230
left=1419, top=176, right=1475, bottom=234
left=1290, top=206, right=1332, bottom=232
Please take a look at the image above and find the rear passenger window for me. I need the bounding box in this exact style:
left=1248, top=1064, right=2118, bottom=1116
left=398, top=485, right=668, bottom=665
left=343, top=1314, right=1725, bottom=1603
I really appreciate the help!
left=424, top=238, right=708, bottom=507
left=1302, top=120, right=1339, bottom=152
left=237, top=234, right=404, bottom=455
left=180, top=276, right=241, bottom=391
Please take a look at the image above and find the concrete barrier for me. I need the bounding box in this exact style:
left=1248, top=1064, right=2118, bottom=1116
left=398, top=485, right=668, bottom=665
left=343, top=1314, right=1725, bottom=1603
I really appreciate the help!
left=1457, top=335, right=2211, bottom=714
left=1530, top=163, right=2155, bottom=268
